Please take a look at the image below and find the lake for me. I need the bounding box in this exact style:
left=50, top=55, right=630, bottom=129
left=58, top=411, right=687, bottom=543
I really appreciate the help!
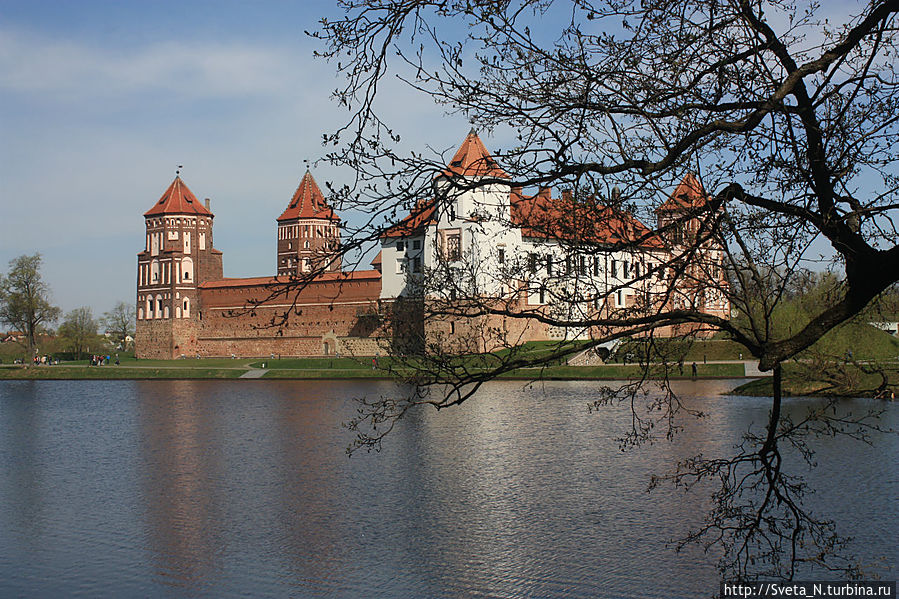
left=0, top=379, right=896, bottom=597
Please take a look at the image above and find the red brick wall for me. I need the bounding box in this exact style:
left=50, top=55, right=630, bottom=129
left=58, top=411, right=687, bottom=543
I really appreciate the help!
left=192, top=276, right=388, bottom=357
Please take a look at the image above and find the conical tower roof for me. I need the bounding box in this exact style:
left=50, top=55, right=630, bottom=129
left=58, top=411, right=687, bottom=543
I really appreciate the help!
left=144, top=176, right=213, bottom=217
left=277, top=171, right=339, bottom=222
left=443, top=129, right=509, bottom=178
left=657, top=173, right=709, bottom=212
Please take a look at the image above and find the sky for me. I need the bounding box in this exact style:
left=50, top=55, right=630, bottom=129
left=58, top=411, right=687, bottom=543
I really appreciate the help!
left=0, top=0, right=472, bottom=319
left=0, top=1, right=870, bottom=322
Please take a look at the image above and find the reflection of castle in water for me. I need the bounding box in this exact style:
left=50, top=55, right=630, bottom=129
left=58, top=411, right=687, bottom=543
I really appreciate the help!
left=137, top=381, right=350, bottom=589
left=138, top=381, right=218, bottom=585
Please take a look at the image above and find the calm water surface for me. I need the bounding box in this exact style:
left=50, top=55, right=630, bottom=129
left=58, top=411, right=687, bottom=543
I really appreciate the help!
left=0, top=379, right=896, bottom=598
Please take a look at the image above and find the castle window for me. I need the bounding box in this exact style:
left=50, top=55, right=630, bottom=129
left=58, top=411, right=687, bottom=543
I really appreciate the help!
left=181, top=257, right=193, bottom=282
left=593, top=257, right=600, bottom=276
left=396, top=241, right=404, bottom=252
left=546, top=257, right=553, bottom=275
left=304, top=240, right=310, bottom=249
left=199, top=232, right=206, bottom=250
left=183, top=298, right=190, bottom=318
left=412, top=257, right=422, bottom=273
left=446, top=234, right=461, bottom=261
left=498, top=248, right=505, bottom=264
left=184, top=232, right=191, bottom=253
left=288, top=242, right=292, bottom=250
left=151, top=260, right=159, bottom=283
left=156, top=297, right=163, bottom=318
left=611, top=259, right=618, bottom=278
left=413, top=239, right=421, bottom=250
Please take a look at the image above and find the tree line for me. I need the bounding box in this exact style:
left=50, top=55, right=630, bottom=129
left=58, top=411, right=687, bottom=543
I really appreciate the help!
left=0, top=254, right=134, bottom=361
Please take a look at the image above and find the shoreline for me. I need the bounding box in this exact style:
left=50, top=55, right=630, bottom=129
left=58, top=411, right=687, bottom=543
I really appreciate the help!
left=0, top=362, right=755, bottom=382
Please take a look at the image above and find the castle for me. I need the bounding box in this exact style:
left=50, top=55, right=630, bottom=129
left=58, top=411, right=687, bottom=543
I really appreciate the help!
left=136, top=131, right=729, bottom=359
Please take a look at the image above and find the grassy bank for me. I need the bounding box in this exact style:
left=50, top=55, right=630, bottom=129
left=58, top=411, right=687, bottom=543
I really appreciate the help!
left=731, top=361, right=899, bottom=398
left=0, top=360, right=745, bottom=381
left=0, top=366, right=244, bottom=380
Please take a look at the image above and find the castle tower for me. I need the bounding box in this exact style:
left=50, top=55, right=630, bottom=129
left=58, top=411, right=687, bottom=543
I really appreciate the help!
left=655, top=173, right=710, bottom=245
left=276, top=171, right=341, bottom=277
left=136, top=175, right=223, bottom=358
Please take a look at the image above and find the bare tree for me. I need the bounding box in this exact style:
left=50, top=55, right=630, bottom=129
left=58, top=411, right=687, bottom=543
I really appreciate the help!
left=103, top=301, right=135, bottom=350
left=301, top=0, right=899, bottom=580
left=0, top=254, right=61, bottom=356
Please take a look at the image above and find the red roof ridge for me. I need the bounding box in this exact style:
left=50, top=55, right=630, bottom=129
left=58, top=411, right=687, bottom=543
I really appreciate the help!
left=442, top=129, right=509, bottom=179
left=511, top=187, right=662, bottom=248
left=277, top=170, right=340, bottom=222
left=144, top=176, right=213, bottom=217
left=199, top=270, right=381, bottom=289
left=657, top=173, right=709, bottom=212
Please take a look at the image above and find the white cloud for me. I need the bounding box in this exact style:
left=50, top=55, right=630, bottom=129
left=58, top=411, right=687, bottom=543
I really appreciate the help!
left=0, top=27, right=310, bottom=100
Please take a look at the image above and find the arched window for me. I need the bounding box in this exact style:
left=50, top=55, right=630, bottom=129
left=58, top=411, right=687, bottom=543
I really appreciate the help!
left=138, top=307, right=144, bottom=320
left=181, top=257, right=193, bottom=282
left=183, top=231, right=191, bottom=253
left=151, top=259, right=160, bottom=283
left=155, top=295, right=163, bottom=318
left=183, top=297, right=190, bottom=318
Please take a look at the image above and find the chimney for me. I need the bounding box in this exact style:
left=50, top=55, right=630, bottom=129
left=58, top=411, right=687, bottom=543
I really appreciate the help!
left=204, top=198, right=211, bottom=212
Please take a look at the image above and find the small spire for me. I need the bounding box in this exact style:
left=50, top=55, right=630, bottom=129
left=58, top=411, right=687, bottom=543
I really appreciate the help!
left=469, top=126, right=478, bottom=136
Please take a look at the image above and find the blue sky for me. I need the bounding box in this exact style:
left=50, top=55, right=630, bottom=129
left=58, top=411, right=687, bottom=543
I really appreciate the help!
left=0, top=0, right=471, bottom=319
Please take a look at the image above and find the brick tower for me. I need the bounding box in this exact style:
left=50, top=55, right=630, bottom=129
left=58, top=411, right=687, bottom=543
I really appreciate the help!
left=276, top=171, right=341, bottom=276
left=136, top=175, right=223, bottom=358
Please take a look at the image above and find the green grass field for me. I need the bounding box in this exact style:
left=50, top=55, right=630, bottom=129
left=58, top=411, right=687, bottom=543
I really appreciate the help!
left=0, top=366, right=244, bottom=380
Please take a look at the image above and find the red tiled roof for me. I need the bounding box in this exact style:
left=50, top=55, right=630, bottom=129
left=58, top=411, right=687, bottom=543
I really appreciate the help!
left=511, top=188, right=663, bottom=249
left=370, top=251, right=382, bottom=266
left=277, top=171, right=339, bottom=222
left=442, top=129, right=509, bottom=179
left=144, top=176, right=213, bottom=217
left=382, top=200, right=437, bottom=238
left=657, top=173, right=709, bottom=212
left=199, top=270, right=380, bottom=289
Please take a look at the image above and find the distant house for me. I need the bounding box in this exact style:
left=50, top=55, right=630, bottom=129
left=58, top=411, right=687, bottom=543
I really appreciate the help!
left=2, top=331, right=25, bottom=344
left=870, top=321, right=898, bottom=336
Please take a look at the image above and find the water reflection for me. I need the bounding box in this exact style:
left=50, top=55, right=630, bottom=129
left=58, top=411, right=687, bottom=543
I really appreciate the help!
left=0, top=379, right=895, bottom=598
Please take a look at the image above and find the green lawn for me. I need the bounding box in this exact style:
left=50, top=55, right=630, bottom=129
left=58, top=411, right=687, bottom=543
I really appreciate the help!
left=732, top=361, right=899, bottom=398
left=500, top=362, right=744, bottom=380
left=0, top=366, right=244, bottom=380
